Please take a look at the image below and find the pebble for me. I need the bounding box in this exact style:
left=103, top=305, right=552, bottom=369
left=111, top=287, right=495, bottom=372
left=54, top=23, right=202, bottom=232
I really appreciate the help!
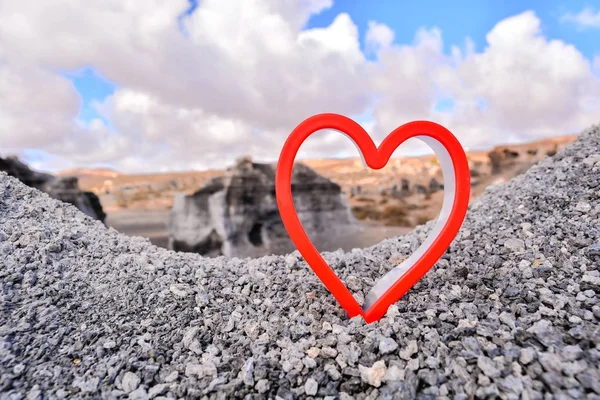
left=103, top=341, right=117, bottom=349
left=305, top=378, right=319, bottom=396
left=575, top=201, right=591, bottom=212
left=359, top=361, right=386, bottom=387
left=378, top=338, right=399, bottom=355
left=519, top=348, right=536, bottom=365
left=504, top=238, right=525, bottom=251
left=399, top=340, right=418, bottom=360
left=121, top=372, right=141, bottom=393
left=255, top=379, right=270, bottom=394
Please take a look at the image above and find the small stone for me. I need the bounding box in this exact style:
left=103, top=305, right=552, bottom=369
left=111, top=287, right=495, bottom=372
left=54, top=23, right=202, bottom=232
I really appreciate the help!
left=359, top=360, right=386, bottom=387
left=519, top=348, right=536, bottom=365
left=379, top=338, right=399, bottom=355
left=306, top=347, right=320, bottom=359
left=338, top=332, right=353, bottom=345
left=148, top=384, right=169, bottom=399
left=169, top=284, right=191, bottom=298
left=346, top=275, right=363, bottom=291
left=13, top=364, right=25, bottom=374
left=504, top=238, right=525, bottom=251
left=538, top=353, right=562, bottom=372
left=185, top=362, right=217, bottom=378
left=129, top=387, right=149, bottom=400
left=241, top=358, right=254, bottom=386
left=332, top=324, right=345, bottom=335
left=182, top=326, right=200, bottom=348
left=477, top=356, right=501, bottom=378
left=406, top=358, right=419, bottom=371
left=74, top=377, right=100, bottom=394
left=305, top=378, right=319, bottom=396
left=569, top=315, right=582, bottom=324
left=478, top=374, right=491, bottom=386
left=244, top=321, right=260, bottom=338
left=27, top=386, right=42, bottom=400
left=385, top=304, right=400, bottom=317
left=383, top=365, right=404, bottom=382
left=121, top=372, right=141, bottom=393
left=303, top=357, right=317, bottom=369
left=324, top=364, right=342, bottom=380
left=560, top=345, right=583, bottom=362
left=321, top=346, right=338, bottom=358
left=255, top=379, right=270, bottom=394
left=587, top=243, right=600, bottom=258
left=399, top=340, right=418, bottom=360
left=499, top=312, right=516, bottom=329
left=575, top=201, right=591, bottom=212
left=163, top=371, right=178, bottom=383
left=103, top=340, right=117, bottom=349
left=583, top=154, right=600, bottom=166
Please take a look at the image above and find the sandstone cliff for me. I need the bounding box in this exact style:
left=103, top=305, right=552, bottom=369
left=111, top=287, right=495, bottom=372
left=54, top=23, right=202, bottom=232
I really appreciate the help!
left=168, top=156, right=357, bottom=257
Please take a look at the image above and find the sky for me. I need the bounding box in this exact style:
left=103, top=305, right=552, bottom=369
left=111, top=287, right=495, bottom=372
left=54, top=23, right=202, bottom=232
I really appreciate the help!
left=1, top=0, right=599, bottom=174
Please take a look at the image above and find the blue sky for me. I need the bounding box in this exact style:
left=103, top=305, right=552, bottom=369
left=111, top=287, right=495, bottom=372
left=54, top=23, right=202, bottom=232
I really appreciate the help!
left=306, top=0, right=600, bottom=59
left=62, top=0, right=599, bottom=128
left=62, top=67, right=117, bottom=127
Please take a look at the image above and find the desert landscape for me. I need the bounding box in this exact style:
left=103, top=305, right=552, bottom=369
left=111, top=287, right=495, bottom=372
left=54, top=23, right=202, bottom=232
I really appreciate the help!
left=46, top=134, right=575, bottom=257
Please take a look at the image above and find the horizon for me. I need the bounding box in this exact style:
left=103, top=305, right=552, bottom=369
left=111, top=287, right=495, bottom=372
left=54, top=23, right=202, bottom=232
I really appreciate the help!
left=50, top=130, right=579, bottom=177
left=1, top=0, right=599, bottom=175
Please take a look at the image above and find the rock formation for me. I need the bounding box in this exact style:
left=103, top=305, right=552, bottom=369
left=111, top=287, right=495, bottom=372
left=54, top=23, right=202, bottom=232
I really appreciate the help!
left=0, top=156, right=106, bottom=223
left=428, top=177, right=443, bottom=193
left=168, top=156, right=357, bottom=257
left=487, top=137, right=574, bottom=175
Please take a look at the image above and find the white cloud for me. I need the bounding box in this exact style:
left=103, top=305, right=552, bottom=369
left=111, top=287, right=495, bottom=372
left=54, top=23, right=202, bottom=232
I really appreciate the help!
left=561, top=7, right=600, bottom=29
left=369, top=11, right=600, bottom=151
left=0, top=63, right=80, bottom=152
left=0, top=0, right=371, bottom=172
left=0, top=2, right=599, bottom=174
left=365, top=21, right=395, bottom=53
left=452, top=11, right=600, bottom=142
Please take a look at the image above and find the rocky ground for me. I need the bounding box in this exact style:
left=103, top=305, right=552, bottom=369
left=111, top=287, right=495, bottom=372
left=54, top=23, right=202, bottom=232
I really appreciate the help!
left=0, top=125, right=599, bottom=399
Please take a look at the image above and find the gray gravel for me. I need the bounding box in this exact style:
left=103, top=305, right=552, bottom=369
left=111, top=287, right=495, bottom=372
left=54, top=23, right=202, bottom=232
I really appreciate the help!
left=1, top=124, right=600, bottom=400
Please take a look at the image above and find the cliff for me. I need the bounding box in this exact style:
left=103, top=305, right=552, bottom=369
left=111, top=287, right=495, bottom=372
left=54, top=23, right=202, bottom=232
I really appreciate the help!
left=0, top=156, right=106, bottom=223
left=168, top=156, right=357, bottom=257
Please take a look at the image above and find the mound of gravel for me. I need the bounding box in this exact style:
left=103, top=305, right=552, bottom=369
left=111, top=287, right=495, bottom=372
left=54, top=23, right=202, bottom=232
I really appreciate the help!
left=1, top=126, right=600, bottom=400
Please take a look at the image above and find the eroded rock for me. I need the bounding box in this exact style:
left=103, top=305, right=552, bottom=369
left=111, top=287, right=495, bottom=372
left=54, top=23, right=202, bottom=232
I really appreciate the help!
left=0, top=156, right=106, bottom=223
left=168, top=156, right=357, bottom=257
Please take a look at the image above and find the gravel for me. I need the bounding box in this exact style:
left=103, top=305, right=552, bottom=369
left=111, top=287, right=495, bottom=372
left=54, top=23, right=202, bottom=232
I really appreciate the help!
left=1, top=124, right=600, bottom=399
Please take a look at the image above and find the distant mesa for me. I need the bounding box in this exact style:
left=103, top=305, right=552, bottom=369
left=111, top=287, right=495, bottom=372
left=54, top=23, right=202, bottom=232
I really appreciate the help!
left=486, top=135, right=576, bottom=176
left=167, top=156, right=358, bottom=258
left=56, top=167, right=122, bottom=179
left=0, top=156, right=106, bottom=223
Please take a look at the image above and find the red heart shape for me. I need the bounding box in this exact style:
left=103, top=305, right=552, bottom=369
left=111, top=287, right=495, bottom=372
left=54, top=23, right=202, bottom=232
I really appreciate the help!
left=275, top=113, right=470, bottom=323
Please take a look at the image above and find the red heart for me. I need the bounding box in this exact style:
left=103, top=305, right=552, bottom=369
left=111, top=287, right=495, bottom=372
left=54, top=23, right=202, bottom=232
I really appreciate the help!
left=275, top=113, right=470, bottom=323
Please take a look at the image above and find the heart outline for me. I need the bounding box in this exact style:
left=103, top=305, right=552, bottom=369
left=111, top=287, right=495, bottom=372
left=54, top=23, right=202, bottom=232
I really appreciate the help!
left=275, top=113, right=470, bottom=323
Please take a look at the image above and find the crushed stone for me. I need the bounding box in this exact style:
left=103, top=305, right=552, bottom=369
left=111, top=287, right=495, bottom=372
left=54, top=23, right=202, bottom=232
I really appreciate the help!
left=1, top=124, right=599, bottom=399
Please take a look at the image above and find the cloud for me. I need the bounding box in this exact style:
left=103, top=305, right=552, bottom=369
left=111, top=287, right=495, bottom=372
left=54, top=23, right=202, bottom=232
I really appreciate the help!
left=369, top=11, right=600, bottom=151
left=0, top=0, right=371, bottom=172
left=365, top=21, right=395, bottom=54
left=561, top=7, right=600, bottom=29
left=0, top=2, right=599, bottom=173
